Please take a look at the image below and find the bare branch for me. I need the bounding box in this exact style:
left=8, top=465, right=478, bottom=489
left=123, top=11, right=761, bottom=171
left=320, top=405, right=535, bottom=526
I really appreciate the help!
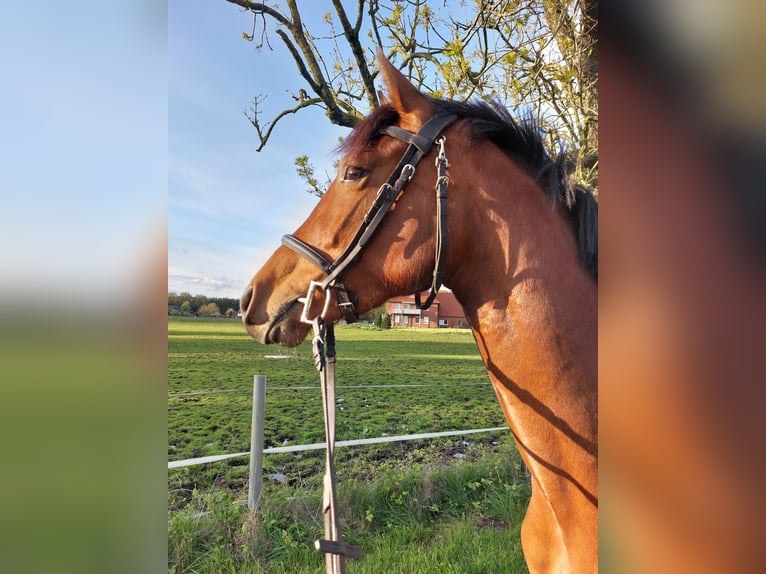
left=331, top=0, right=378, bottom=109
left=274, top=29, right=320, bottom=94
left=368, top=0, right=385, bottom=48
left=223, top=0, right=597, bottom=187
left=244, top=95, right=323, bottom=152
left=224, top=0, right=291, bottom=29
left=353, top=0, right=365, bottom=33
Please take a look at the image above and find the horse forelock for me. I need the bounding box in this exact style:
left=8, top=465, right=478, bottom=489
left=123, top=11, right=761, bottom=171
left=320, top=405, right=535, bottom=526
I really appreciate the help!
left=337, top=105, right=400, bottom=155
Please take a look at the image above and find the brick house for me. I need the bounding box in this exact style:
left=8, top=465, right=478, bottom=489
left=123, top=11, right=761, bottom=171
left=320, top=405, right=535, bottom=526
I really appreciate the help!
left=385, top=291, right=468, bottom=328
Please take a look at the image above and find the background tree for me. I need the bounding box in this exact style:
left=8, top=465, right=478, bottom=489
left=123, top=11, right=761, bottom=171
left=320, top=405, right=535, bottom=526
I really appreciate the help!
left=225, top=0, right=597, bottom=189
left=294, top=154, right=328, bottom=198
left=169, top=293, right=242, bottom=317
left=197, top=303, right=222, bottom=316
left=170, top=292, right=193, bottom=307
left=210, top=297, right=240, bottom=314
left=168, top=292, right=181, bottom=307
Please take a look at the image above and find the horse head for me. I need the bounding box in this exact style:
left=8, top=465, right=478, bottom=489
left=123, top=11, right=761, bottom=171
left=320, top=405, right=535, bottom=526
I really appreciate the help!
left=240, top=52, right=452, bottom=346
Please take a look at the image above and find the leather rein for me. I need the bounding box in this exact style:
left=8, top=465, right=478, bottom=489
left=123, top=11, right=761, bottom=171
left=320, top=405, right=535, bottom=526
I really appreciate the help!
left=281, top=112, right=456, bottom=573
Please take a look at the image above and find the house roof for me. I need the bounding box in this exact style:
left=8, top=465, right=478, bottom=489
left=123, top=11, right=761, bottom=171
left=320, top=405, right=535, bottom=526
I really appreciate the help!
left=433, top=292, right=464, bottom=317
left=388, top=291, right=465, bottom=317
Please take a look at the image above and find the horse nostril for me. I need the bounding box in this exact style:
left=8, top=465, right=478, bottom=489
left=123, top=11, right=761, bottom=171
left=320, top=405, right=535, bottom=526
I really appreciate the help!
left=240, top=285, right=254, bottom=315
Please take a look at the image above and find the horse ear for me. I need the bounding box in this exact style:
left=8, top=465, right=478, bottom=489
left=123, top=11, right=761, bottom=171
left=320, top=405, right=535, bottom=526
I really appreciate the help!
left=376, top=89, right=388, bottom=106
left=376, top=47, right=433, bottom=128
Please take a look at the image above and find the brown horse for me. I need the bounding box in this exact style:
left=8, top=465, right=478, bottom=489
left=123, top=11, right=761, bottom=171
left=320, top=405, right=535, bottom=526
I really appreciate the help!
left=240, top=52, right=598, bottom=573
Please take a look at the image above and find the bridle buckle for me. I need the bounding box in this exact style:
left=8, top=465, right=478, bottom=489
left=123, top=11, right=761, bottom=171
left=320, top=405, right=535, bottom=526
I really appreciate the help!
left=298, top=280, right=333, bottom=325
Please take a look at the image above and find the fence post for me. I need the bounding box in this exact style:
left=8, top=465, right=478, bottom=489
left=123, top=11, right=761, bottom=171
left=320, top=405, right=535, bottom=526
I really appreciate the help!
left=248, top=375, right=267, bottom=509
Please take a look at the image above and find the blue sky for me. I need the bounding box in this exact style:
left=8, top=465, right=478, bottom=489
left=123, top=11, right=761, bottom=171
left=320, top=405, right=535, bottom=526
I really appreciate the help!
left=169, top=1, right=351, bottom=299
left=0, top=1, right=558, bottom=304
left=0, top=2, right=166, bottom=304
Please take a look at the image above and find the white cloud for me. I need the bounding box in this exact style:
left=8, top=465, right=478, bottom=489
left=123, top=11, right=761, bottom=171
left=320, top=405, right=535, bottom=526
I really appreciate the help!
left=168, top=266, right=245, bottom=297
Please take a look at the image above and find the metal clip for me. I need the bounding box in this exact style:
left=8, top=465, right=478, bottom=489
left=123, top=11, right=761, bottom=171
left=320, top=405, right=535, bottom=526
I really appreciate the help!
left=435, top=136, right=448, bottom=168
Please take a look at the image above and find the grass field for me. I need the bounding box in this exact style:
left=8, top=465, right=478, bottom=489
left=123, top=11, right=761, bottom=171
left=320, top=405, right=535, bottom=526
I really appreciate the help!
left=168, top=316, right=529, bottom=572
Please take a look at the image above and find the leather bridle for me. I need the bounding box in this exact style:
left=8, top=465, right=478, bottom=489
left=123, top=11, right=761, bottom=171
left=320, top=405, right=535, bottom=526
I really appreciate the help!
left=281, top=112, right=458, bottom=325
left=280, top=112, right=457, bottom=573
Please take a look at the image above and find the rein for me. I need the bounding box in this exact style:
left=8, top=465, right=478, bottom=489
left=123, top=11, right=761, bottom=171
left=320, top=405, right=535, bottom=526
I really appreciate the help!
left=281, top=113, right=456, bottom=573
left=310, top=317, right=361, bottom=573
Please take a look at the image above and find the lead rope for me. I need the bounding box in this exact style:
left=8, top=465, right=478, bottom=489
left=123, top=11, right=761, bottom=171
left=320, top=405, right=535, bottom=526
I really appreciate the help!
left=312, top=317, right=362, bottom=573
left=293, top=122, right=454, bottom=573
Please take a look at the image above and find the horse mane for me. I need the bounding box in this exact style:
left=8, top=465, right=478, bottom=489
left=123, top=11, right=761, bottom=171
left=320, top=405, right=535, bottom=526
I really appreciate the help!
left=433, top=98, right=598, bottom=280
left=339, top=99, right=599, bottom=279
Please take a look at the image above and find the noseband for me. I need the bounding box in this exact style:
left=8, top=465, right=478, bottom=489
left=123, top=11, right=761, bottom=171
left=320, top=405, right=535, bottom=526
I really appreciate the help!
left=281, top=112, right=458, bottom=325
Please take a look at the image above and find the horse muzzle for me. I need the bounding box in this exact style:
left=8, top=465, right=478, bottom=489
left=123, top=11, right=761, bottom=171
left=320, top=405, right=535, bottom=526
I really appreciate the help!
left=240, top=284, right=313, bottom=346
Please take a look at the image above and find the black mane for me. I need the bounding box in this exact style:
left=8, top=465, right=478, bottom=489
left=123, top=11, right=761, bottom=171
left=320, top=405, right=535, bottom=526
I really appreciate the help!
left=340, top=98, right=598, bottom=279
left=432, top=98, right=598, bottom=279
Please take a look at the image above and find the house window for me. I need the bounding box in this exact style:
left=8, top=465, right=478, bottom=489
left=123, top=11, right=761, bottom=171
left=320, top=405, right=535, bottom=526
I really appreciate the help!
left=394, top=315, right=400, bottom=324
left=424, top=317, right=429, bottom=325
left=415, top=316, right=420, bottom=325
left=439, top=319, right=448, bottom=327
left=394, top=303, right=401, bottom=311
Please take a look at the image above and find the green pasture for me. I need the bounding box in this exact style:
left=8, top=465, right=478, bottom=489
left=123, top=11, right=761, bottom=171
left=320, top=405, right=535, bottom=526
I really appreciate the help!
left=168, top=316, right=529, bottom=572
left=168, top=317, right=510, bottom=503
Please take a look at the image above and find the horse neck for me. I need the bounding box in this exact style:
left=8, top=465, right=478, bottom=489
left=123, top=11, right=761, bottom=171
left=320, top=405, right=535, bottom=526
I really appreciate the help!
left=445, top=144, right=598, bottom=458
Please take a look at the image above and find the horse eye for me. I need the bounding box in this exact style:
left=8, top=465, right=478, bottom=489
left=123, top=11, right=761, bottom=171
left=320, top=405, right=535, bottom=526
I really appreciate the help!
left=342, top=166, right=367, bottom=182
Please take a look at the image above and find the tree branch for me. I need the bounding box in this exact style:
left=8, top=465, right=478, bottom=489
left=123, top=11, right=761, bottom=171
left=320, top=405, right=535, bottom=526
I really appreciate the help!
left=283, top=0, right=361, bottom=126
left=245, top=96, right=323, bottom=152
left=353, top=0, right=365, bottom=33
left=223, top=0, right=292, bottom=29
left=331, top=0, right=378, bottom=109
left=274, top=29, right=320, bottom=94
left=368, top=0, right=385, bottom=48
left=222, top=0, right=597, bottom=186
